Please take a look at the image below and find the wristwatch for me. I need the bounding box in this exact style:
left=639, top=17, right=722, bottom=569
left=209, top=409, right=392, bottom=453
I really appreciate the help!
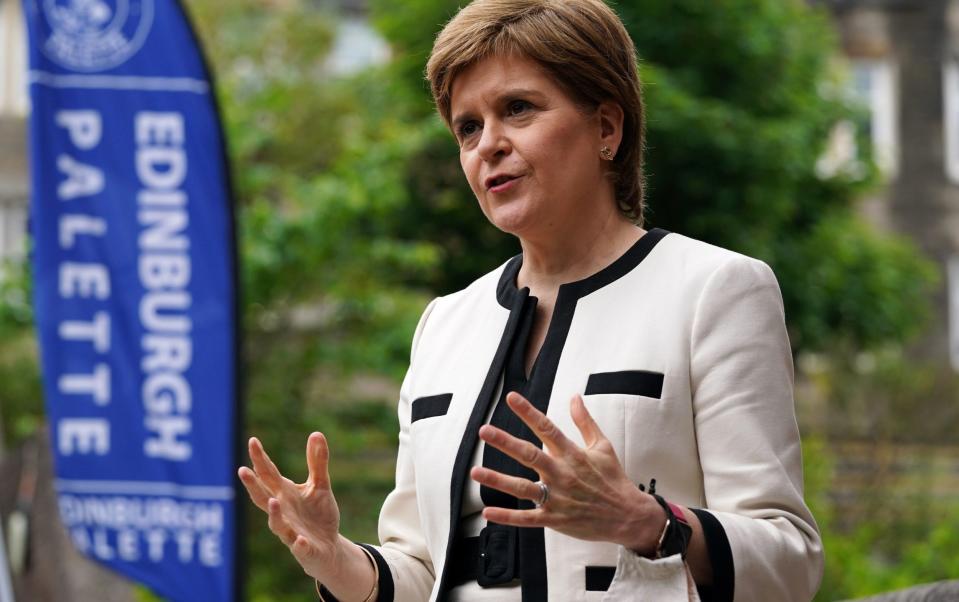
left=651, top=494, right=692, bottom=559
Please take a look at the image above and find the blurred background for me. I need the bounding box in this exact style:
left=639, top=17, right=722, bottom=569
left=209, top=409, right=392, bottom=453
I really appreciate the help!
left=1, top=0, right=958, bottom=600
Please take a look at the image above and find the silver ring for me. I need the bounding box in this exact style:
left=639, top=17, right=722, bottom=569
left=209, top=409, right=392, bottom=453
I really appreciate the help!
left=534, top=480, right=550, bottom=508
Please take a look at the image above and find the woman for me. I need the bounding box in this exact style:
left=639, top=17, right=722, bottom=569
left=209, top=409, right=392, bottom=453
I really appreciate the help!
left=238, top=1, right=824, bottom=600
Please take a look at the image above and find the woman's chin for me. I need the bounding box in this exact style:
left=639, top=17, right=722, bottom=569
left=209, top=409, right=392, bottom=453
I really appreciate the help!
left=483, top=208, right=545, bottom=240
left=489, top=218, right=541, bottom=241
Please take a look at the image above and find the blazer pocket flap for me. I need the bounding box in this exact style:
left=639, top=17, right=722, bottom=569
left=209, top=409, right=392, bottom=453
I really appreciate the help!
left=585, top=566, right=616, bottom=592
left=411, top=393, right=453, bottom=423
left=585, top=370, right=664, bottom=399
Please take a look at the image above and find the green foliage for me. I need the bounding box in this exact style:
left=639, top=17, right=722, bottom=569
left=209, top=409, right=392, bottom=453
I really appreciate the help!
left=0, top=330, right=43, bottom=445
left=0, top=259, right=33, bottom=334
left=187, top=0, right=344, bottom=176
left=625, top=0, right=937, bottom=351
left=805, top=345, right=959, bottom=447
left=804, top=434, right=959, bottom=600
left=800, top=343, right=959, bottom=600
left=778, top=217, right=939, bottom=351
left=619, top=0, right=832, bottom=117
left=0, top=261, right=42, bottom=446
left=368, top=0, right=461, bottom=111
left=821, top=513, right=959, bottom=599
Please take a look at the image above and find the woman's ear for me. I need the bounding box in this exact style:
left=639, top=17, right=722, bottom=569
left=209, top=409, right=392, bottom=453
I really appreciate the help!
left=598, top=101, right=625, bottom=153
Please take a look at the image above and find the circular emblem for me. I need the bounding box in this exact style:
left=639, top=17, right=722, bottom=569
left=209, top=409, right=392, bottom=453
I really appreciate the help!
left=34, top=0, right=154, bottom=72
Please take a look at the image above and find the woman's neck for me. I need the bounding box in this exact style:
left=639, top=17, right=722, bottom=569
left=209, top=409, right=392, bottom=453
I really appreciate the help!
left=516, top=209, right=645, bottom=296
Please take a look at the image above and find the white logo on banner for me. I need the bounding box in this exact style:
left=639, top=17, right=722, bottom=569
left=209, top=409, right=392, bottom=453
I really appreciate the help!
left=39, top=0, right=154, bottom=72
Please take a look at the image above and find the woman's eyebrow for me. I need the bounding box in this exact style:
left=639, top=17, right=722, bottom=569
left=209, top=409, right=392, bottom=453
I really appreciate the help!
left=450, top=87, right=548, bottom=127
left=498, top=87, right=546, bottom=102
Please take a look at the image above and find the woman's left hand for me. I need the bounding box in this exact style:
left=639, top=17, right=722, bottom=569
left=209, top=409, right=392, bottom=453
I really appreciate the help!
left=470, top=391, right=666, bottom=555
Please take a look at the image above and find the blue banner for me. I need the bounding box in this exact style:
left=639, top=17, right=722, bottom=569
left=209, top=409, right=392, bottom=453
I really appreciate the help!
left=22, top=1, right=239, bottom=600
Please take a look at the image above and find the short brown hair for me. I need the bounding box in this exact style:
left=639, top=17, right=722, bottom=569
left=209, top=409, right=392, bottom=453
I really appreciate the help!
left=426, top=0, right=646, bottom=223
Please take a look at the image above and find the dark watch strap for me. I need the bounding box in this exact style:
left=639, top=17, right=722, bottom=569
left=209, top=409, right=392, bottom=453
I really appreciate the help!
left=652, top=494, right=692, bottom=559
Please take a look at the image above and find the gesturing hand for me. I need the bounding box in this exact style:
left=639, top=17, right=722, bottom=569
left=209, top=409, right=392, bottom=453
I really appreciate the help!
left=238, top=433, right=346, bottom=582
left=470, top=392, right=667, bottom=555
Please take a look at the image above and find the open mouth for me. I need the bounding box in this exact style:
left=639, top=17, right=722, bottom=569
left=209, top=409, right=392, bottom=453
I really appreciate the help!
left=486, top=174, right=521, bottom=190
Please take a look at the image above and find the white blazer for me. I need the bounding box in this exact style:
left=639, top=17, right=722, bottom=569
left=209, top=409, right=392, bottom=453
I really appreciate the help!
left=355, top=229, right=823, bottom=602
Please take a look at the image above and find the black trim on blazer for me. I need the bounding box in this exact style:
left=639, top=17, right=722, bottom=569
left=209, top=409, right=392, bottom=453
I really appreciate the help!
left=317, top=543, right=394, bottom=601
left=481, top=296, right=537, bottom=510
left=496, top=254, right=524, bottom=308
left=585, top=566, right=616, bottom=591
left=563, top=228, right=669, bottom=299
left=585, top=370, right=665, bottom=399
left=495, top=228, right=669, bottom=310
left=691, top=508, right=735, bottom=602
left=411, top=393, right=453, bottom=423
left=438, top=228, right=668, bottom=601
left=437, top=287, right=531, bottom=600
left=359, top=544, right=395, bottom=602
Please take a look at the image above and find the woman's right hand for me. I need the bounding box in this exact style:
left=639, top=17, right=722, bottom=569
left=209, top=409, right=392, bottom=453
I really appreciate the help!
left=238, top=432, right=355, bottom=584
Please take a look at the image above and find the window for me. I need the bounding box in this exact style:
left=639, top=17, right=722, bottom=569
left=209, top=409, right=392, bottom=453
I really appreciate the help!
left=943, top=61, right=959, bottom=184
left=849, top=59, right=899, bottom=178
left=816, top=59, right=899, bottom=180
left=0, top=0, right=29, bottom=117
left=816, top=119, right=866, bottom=180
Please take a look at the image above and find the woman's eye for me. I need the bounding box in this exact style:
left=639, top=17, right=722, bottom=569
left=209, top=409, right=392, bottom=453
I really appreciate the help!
left=458, top=122, right=480, bottom=139
left=508, top=100, right=531, bottom=116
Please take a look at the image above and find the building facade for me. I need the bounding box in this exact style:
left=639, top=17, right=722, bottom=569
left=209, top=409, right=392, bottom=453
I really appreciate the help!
left=816, top=0, right=959, bottom=369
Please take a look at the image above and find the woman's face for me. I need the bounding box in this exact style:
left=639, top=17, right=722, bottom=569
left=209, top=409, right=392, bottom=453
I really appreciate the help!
left=450, top=54, right=617, bottom=242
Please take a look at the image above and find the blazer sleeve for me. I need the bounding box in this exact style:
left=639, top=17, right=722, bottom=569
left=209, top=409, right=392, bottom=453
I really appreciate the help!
left=689, top=256, right=823, bottom=602
left=361, top=298, right=439, bottom=601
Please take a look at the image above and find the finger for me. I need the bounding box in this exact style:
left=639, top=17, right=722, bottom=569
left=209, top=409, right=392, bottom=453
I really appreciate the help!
left=289, top=534, right=317, bottom=562
left=570, top=394, right=606, bottom=447
left=248, top=437, right=285, bottom=491
left=505, top=392, right=578, bottom=455
left=479, top=424, right=559, bottom=478
left=482, top=506, right=548, bottom=528
left=238, top=466, right=271, bottom=512
left=267, top=498, right=298, bottom=547
left=306, top=432, right=331, bottom=490
left=470, top=466, right=546, bottom=503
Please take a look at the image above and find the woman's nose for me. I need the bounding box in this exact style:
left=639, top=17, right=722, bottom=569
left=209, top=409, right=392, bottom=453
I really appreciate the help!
left=476, top=121, right=510, bottom=162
